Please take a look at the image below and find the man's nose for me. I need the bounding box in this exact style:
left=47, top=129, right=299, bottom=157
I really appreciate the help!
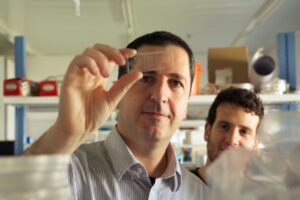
left=226, top=129, right=240, bottom=147
left=149, top=81, right=169, bottom=103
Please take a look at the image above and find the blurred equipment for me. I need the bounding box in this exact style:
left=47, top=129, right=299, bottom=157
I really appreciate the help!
left=0, top=141, right=14, bottom=155
left=191, top=64, right=202, bottom=95
left=249, top=48, right=275, bottom=92
left=0, top=155, right=71, bottom=199
left=260, top=78, right=289, bottom=94
left=206, top=112, right=300, bottom=200
left=231, top=83, right=254, bottom=91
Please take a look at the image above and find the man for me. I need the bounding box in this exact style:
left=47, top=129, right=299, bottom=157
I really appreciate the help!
left=191, top=87, right=264, bottom=184
left=25, top=31, right=208, bottom=199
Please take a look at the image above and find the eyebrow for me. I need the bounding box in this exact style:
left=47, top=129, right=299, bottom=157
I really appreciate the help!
left=143, top=71, right=187, bottom=82
left=217, top=121, right=252, bottom=131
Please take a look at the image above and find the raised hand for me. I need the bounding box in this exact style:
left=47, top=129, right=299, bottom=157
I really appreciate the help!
left=25, top=44, right=142, bottom=154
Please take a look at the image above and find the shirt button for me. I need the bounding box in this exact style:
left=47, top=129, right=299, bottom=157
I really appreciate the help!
left=137, top=168, right=143, bottom=174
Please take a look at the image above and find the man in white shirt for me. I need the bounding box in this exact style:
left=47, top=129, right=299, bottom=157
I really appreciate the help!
left=25, top=31, right=208, bottom=199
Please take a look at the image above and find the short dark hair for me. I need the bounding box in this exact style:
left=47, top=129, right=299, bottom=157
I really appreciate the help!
left=206, top=87, right=264, bottom=126
left=118, top=31, right=195, bottom=87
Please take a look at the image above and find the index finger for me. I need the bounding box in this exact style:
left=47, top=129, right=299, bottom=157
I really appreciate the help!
left=93, top=44, right=136, bottom=66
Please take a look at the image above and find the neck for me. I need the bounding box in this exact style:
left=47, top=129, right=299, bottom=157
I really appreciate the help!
left=117, top=128, right=170, bottom=177
left=198, top=160, right=212, bottom=183
left=136, top=147, right=168, bottom=177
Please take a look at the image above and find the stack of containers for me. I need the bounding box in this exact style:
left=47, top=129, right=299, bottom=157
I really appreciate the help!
left=0, top=155, right=71, bottom=200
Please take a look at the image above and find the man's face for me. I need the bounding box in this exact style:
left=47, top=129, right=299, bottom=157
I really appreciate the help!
left=205, top=103, right=260, bottom=164
left=117, top=44, right=191, bottom=144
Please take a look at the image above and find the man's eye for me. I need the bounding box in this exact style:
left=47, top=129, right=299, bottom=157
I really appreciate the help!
left=141, top=75, right=154, bottom=83
left=219, top=124, right=229, bottom=131
left=240, top=129, right=249, bottom=136
left=169, top=80, right=183, bottom=88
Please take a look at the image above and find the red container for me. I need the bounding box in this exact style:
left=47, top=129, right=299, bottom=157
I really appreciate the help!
left=39, top=80, right=58, bottom=96
left=3, top=78, right=31, bottom=96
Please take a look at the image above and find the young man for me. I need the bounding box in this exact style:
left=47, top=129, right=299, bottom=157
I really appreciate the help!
left=191, top=87, right=264, bottom=184
left=24, top=31, right=208, bottom=199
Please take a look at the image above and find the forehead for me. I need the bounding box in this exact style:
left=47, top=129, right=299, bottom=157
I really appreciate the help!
left=134, top=45, right=190, bottom=77
left=215, top=103, right=260, bottom=129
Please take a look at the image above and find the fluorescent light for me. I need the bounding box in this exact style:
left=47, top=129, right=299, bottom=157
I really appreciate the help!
left=244, top=20, right=257, bottom=34
left=255, top=0, right=281, bottom=23
left=232, top=0, right=282, bottom=46
left=120, top=0, right=135, bottom=42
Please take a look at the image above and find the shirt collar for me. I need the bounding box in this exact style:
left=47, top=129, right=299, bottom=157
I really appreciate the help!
left=161, top=144, right=182, bottom=191
left=104, top=126, right=138, bottom=180
left=104, top=126, right=182, bottom=191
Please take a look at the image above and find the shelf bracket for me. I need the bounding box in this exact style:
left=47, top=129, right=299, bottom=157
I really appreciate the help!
left=14, top=36, right=27, bottom=155
left=278, top=32, right=297, bottom=111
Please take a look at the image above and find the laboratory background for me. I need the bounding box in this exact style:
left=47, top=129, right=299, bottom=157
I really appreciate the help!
left=0, top=0, right=300, bottom=198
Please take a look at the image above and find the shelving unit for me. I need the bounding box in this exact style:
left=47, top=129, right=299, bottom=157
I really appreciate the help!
left=3, top=96, right=59, bottom=106
left=3, top=93, right=300, bottom=106
left=2, top=94, right=300, bottom=131
left=188, top=93, right=300, bottom=105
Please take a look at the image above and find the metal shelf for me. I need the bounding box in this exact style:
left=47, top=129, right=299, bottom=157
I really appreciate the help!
left=3, top=96, right=59, bottom=106
left=3, top=93, right=300, bottom=106
left=188, top=93, right=300, bottom=105
left=99, top=119, right=205, bottom=129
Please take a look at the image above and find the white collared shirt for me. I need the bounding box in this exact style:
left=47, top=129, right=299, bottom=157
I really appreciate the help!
left=69, top=127, right=208, bottom=200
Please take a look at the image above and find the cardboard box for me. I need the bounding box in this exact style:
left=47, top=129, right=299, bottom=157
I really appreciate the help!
left=208, top=47, right=249, bottom=84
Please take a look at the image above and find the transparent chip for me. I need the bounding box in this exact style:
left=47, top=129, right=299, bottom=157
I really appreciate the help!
left=126, top=50, right=174, bottom=73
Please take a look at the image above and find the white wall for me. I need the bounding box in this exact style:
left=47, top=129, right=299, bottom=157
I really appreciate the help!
left=27, top=56, right=71, bottom=81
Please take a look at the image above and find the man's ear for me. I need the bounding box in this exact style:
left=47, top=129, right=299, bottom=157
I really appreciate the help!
left=204, top=122, right=211, bottom=142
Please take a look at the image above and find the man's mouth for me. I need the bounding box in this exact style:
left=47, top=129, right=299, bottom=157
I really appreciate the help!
left=143, top=111, right=169, bottom=119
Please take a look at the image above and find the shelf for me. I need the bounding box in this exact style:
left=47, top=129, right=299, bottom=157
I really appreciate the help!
left=98, top=119, right=205, bottom=129
left=257, top=93, right=300, bottom=104
left=3, top=93, right=300, bottom=106
left=3, top=96, right=59, bottom=106
left=188, top=93, right=300, bottom=105
left=180, top=120, right=205, bottom=128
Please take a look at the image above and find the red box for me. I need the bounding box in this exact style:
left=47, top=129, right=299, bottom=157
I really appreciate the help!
left=4, top=78, right=31, bottom=96
left=39, top=80, right=58, bottom=96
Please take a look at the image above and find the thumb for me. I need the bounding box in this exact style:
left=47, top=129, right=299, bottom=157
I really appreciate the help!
left=108, top=70, right=143, bottom=108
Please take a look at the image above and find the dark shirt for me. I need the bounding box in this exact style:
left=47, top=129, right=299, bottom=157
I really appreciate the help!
left=149, top=177, right=156, bottom=185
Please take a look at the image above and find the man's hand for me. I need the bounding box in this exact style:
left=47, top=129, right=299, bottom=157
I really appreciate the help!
left=24, top=44, right=142, bottom=154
